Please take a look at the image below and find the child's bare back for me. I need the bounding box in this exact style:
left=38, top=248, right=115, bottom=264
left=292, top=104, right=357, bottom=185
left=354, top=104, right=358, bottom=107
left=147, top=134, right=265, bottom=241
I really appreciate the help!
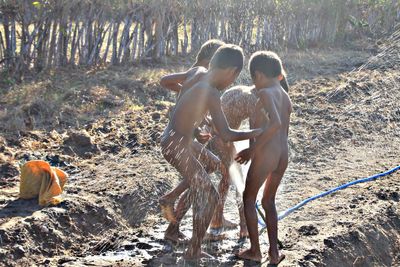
left=235, top=51, right=291, bottom=264
left=252, top=85, right=291, bottom=169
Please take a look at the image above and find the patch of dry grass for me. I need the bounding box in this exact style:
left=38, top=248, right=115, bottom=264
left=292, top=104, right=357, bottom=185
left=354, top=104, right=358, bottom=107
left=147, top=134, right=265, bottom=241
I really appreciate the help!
left=0, top=63, right=184, bottom=133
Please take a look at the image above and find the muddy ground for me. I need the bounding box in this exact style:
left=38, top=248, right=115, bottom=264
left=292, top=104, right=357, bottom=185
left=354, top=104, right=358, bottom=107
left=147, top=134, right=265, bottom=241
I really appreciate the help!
left=0, top=39, right=399, bottom=266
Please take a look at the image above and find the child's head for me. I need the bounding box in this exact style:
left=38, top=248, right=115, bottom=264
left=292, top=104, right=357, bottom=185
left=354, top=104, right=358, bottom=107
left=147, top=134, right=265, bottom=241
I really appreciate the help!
left=249, top=51, right=286, bottom=89
left=195, top=39, right=226, bottom=68
left=209, top=44, right=244, bottom=90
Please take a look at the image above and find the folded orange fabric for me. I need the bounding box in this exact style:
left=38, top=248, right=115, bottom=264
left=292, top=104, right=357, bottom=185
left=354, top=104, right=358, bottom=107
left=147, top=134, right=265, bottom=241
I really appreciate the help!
left=19, top=160, right=68, bottom=206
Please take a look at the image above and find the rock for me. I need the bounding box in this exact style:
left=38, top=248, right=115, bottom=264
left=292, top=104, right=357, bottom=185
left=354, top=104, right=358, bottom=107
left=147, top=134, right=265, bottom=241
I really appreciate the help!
left=151, top=112, right=161, bottom=121
left=0, top=162, right=19, bottom=178
left=63, top=130, right=99, bottom=158
left=376, top=191, right=388, bottom=200
left=14, top=245, right=25, bottom=256
left=136, top=242, right=152, bottom=250
left=389, top=191, right=399, bottom=201
left=298, top=225, right=319, bottom=236
left=100, top=143, right=121, bottom=154
left=323, top=238, right=336, bottom=248
left=58, top=257, right=75, bottom=264
left=0, top=248, right=7, bottom=258
left=45, top=154, right=68, bottom=167
left=5, top=136, right=21, bottom=147
left=123, top=243, right=136, bottom=250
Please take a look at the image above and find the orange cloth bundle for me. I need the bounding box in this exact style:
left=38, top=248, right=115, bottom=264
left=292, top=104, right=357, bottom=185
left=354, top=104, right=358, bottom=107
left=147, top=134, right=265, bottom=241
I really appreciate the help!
left=19, top=160, right=68, bottom=206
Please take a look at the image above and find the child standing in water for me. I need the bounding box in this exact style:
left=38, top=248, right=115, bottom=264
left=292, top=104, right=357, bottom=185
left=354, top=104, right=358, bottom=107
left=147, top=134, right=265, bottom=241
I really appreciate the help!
left=159, top=40, right=292, bottom=242
left=158, top=40, right=226, bottom=243
left=160, top=45, right=262, bottom=259
left=235, top=51, right=292, bottom=265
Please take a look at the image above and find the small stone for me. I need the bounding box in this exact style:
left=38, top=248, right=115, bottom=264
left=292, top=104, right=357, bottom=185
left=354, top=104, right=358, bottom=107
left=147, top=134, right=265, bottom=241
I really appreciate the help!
left=151, top=112, right=161, bottom=121
left=389, top=192, right=399, bottom=201
left=14, top=245, right=25, bottom=255
left=376, top=191, right=388, bottom=200
left=323, top=238, right=336, bottom=248
left=0, top=163, right=19, bottom=178
left=136, top=242, right=152, bottom=250
left=298, top=225, right=319, bottom=236
left=63, top=130, right=99, bottom=158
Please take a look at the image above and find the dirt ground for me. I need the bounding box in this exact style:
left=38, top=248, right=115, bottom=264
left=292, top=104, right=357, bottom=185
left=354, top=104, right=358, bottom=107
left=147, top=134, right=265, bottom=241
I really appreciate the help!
left=0, top=39, right=399, bottom=266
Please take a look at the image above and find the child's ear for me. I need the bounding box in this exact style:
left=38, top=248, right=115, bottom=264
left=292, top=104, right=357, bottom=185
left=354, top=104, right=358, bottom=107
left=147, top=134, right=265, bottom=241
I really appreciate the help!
left=278, top=74, right=284, bottom=81
left=255, top=70, right=262, bottom=81
left=228, top=67, right=238, bottom=76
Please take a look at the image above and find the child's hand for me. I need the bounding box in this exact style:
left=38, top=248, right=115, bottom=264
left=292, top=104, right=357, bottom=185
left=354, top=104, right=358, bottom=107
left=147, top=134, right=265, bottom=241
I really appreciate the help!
left=235, top=148, right=254, bottom=165
left=197, top=132, right=212, bottom=144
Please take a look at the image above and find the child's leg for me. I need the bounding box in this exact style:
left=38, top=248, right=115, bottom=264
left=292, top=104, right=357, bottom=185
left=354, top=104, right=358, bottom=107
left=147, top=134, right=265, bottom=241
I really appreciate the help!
left=238, top=154, right=279, bottom=262
left=162, top=135, right=218, bottom=259
left=261, top=158, right=287, bottom=264
left=191, top=140, right=221, bottom=174
left=237, top=191, right=248, bottom=238
left=159, top=181, right=187, bottom=226
left=159, top=138, right=192, bottom=223
left=164, top=142, right=220, bottom=241
left=159, top=179, right=189, bottom=206
left=183, top=154, right=219, bottom=259
left=208, top=136, right=240, bottom=230
left=164, top=190, right=191, bottom=242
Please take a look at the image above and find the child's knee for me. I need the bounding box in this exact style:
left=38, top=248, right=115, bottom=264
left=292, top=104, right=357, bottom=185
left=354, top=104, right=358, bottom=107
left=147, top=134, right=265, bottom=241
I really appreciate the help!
left=242, top=189, right=256, bottom=204
left=206, top=157, right=221, bottom=174
left=204, top=183, right=219, bottom=203
left=261, top=196, right=275, bottom=208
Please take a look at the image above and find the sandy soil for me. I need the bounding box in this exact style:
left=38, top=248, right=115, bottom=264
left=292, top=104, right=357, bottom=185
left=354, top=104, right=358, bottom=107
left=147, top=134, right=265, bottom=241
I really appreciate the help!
left=0, top=40, right=399, bottom=266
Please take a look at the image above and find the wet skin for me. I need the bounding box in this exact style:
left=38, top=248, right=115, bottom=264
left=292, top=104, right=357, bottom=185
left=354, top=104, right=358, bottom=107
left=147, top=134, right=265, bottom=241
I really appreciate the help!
left=160, top=69, right=262, bottom=259
left=236, top=83, right=292, bottom=264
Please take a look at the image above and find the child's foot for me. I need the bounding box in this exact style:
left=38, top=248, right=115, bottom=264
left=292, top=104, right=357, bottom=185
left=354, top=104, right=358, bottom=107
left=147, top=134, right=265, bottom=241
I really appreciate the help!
left=165, top=230, right=189, bottom=244
left=159, top=197, right=177, bottom=223
left=236, top=249, right=262, bottom=262
left=222, top=217, right=238, bottom=229
left=210, top=217, right=238, bottom=230
left=204, top=232, right=226, bottom=241
left=268, top=252, right=285, bottom=266
left=239, top=225, right=249, bottom=239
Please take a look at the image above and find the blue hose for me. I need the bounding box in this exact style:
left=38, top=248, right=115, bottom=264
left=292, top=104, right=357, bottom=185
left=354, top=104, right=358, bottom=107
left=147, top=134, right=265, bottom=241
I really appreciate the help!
left=256, top=165, right=400, bottom=227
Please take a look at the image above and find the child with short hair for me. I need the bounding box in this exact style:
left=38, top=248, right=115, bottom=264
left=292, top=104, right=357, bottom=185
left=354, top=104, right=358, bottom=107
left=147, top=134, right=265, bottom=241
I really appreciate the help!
left=235, top=51, right=292, bottom=265
left=160, top=44, right=262, bottom=259
left=158, top=40, right=226, bottom=243
left=160, top=39, right=225, bottom=94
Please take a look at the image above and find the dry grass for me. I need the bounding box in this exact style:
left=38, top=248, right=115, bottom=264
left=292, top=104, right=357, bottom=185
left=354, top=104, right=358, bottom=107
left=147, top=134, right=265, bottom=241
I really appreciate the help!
left=0, top=47, right=373, bottom=134
left=0, top=63, right=183, bottom=133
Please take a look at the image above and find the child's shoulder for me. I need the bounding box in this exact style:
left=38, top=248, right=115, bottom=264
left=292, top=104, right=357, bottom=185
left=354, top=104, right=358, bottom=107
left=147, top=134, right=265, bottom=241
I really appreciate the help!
left=188, top=66, right=207, bottom=75
left=186, top=80, right=213, bottom=93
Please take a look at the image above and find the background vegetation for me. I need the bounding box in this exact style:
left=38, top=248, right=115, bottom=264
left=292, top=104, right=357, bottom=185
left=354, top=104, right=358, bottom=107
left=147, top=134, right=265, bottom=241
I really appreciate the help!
left=0, top=0, right=399, bottom=79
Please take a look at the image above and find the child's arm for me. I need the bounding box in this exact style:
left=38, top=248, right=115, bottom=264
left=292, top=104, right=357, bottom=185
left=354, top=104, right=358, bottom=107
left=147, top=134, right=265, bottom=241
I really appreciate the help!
left=209, top=91, right=262, bottom=142
left=160, top=70, right=190, bottom=93
left=250, top=91, right=282, bottom=149
left=248, top=111, right=257, bottom=147
left=235, top=90, right=282, bottom=164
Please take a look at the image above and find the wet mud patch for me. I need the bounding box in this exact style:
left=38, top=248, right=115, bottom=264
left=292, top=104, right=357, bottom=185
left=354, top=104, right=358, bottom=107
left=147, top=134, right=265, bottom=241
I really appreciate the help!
left=0, top=193, right=128, bottom=265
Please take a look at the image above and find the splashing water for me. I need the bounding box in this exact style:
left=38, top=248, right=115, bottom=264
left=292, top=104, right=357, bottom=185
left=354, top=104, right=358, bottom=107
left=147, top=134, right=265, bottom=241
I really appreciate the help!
left=229, top=140, right=250, bottom=196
